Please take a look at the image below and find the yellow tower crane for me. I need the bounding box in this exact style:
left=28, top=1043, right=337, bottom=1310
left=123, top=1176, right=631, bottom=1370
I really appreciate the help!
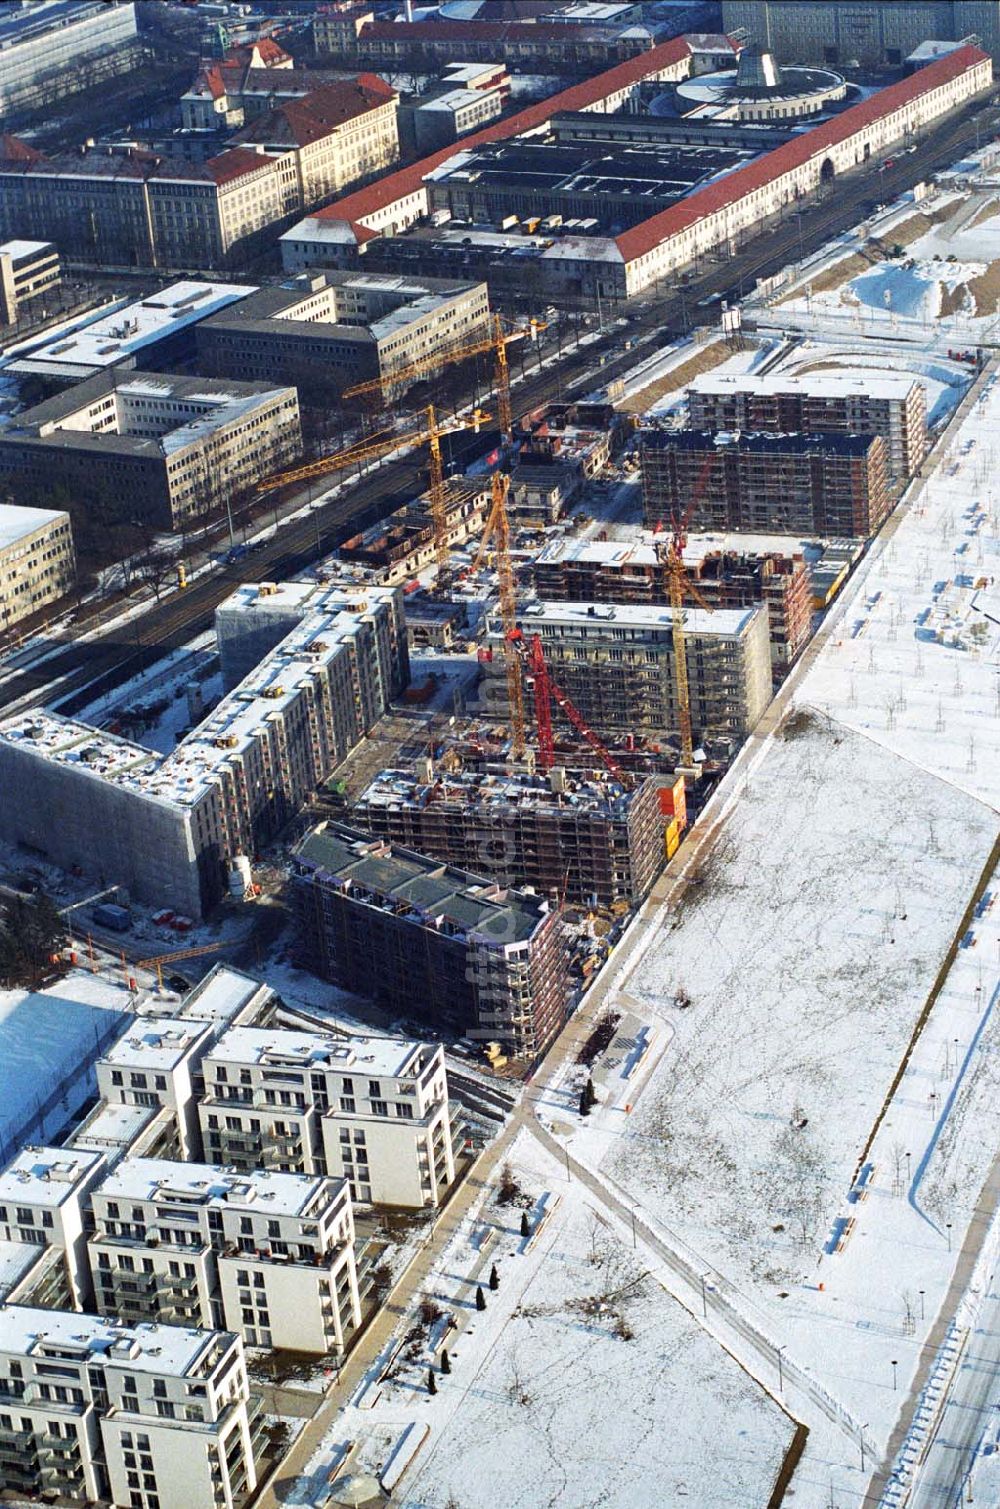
left=342, top=313, right=545, bottom=446
left=471, top=471, right=526, bottom=760
left=651, top=454, right=715, bottom=773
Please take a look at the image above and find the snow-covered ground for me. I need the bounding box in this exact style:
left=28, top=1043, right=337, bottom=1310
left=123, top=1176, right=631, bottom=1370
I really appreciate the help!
left=0, top=969, right=133, bottom=1159
left=540, top=356, right=1000, bottom=1499
left=302, top=1132, right=794, bottom=1509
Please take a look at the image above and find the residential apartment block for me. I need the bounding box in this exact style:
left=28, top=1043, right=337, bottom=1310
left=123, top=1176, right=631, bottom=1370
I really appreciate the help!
left=234, top=77, right=399, bottom=209
left=641, top=430, right=891, bottom=540
left=482, top=600, right=773, bottom=744
left=0, top=1308, right=257, bottom=1509
left=0, top=504, right=75, bottom=633
left=293, top=824, right=570, bottom=1060
left=529, top=536, right=813, bottom=679
left=0, top=373, right=301, bottom=532
left=89, top=1161, right=360, bottom=1356
left=197, top=269, right=490, bottom=399
left=0, top=1147, right=106, bottom=1311
left=685, top=372, right=928, bottom=484
left=0, top=583, right=408, bottom=918
left=199, top=1027, right=457, bottom=1209
left=0, top=238, right=59, bottom=324
left=352, top=767, right=668, bottom=908
left=96, top=1018, right=220, bottom=1162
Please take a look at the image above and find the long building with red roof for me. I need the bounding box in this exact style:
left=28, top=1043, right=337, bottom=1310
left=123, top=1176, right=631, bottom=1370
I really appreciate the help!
left=283, top=42, right=992, bottom=302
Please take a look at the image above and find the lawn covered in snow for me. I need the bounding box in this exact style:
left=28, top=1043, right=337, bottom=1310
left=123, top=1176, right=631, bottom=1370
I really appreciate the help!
left=307, top=1135, right=794, bottom=1509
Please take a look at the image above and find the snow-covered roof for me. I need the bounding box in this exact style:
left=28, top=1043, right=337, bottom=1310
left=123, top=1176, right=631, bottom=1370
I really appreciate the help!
left=0, top=239, right=55, bottom=262
left=513, top=598, right=759, bottom=638
left=0, top=1238, right=43, bottom=1301
left=0, top=1146, right=103, bottom=1208
left=99, top=1016, right=213, bottom=1072
left=69, top=1100, right=158, bottom=1155
left=95, top=1158, right=341, bottom=1219
left=207, top=1024, right=428, bottom=1080
left=0, top=502, right=68, bottom=552
left=7, top=280, right=257, bottom=380
left=178, top=965, right=270, bottom=1024
left=0, top=1307, right=230, bottom=1376
left=687, top=370, right=919, bottom=401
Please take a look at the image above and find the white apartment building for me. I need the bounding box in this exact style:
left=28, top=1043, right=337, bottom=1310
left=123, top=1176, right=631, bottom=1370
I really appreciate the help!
left=0, top=503, right=75, bottom=633
left=89, top=1161, right=360, bottom=1356
left=0, top=1307, right=257, bottom=1509
left=199, top=1030, right=456, bottom=1208
left=0, top=239, right=60, bottom=324
left=0, top=1147, right=105, bottom=1309
left=96, top=1019, right=219, bottom=1162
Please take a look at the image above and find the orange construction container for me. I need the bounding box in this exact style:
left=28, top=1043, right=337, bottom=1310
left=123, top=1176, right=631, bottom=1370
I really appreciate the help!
left=659, top=775, right=687, bottom=829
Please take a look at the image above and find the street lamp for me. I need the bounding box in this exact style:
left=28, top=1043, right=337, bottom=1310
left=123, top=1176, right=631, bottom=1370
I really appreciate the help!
left=859, top=1425, right=868, bottom=1472
left=947, top=1222, right=953, bottom=1252
left=891, top=1359, right=898, bottom=1391
left=700, top=1272, right=710, bottom=1319
left=919, top=1289, right=925, bottom=1320
left=777, top=1344, right=785, bottom=1392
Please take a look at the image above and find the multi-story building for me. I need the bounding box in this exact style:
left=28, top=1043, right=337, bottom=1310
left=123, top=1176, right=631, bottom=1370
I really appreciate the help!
left=180, top=40, right=296, bottom=131
left=0, top=1147, right=106, bottom=1310
left=0, top=238, right=59, bottom=324
left=529, top=536, right=813, bottom=679
left=0, top=2, right=140, bottom=119
left=0, top=136, right=302, bottom=271
left=721, top=1, right=1000, bottom=68
left=0, top=504, right=75, bottom=633
left=0, top=1307, right=257, bottom=1509
left=641, top=430, right=891, bottom=540
left=313, top=6, right=375, bottom=57
left=198, top=1027, right=457, bottom=1209
left=685, top=372, right=928, bottom=485
left=339, top=478, right=491, bottom=584
left=482, top=600, right=773, bottom=744
left=0, top=583, right=408, bottom=918
left=353, top=19, right=653, bottom=69
left=0, top=373, right=301, bottom=532
left=96, top=1019, right=221, bottom=1162
left=293, top=823, right=569, bottom=1060
left=196, top=270, right=490, bottom=399
left=352, top=767, right=668, bottom=908
left=89, top=1161, right=360, bottom=1356
left=233, top=78, right=399, bottom=209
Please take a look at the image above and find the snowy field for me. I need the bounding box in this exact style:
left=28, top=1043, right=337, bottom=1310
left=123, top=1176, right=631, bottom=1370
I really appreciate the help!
left=0, top=970, right=132, bottom=1158
left=304, top=1133, right=794, bottom=1509
left=538, top=350, right=1000, bottom=1496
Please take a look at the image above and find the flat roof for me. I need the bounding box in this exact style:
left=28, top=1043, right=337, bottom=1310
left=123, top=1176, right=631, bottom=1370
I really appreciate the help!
left=0, top=239, right=54, bottom=261
left=0, top=1306, right=228, bottom=1376
left=99, top=1016, right=213, bottom=1071
left=208, top=1024, right=427, bottom=1080
left=642, top=428, right=880, bottom=457
left=179, top=965, right=269, bottom=1023
left=514, top=598, right=758, bottom=637
left=0, top=582, right=398, bottom=812
left=533, top=532, right=810, bottom=567
left=356, top=765, right=648, bottom=815
left=0, top=503, right=68, bottom=551
left=8, top=281, right=257, bottom=380
left=69, top=1100, right=157, bottom=1154
left=0, top=1239, right=43, bottom=1301
left=295, top=822, right=550, bottom=943
left=0, top=1147, right=104, bottom=1208
left=687, top=371, right=919, bottom=401
left=96, top=1158, right=337, bottom=1218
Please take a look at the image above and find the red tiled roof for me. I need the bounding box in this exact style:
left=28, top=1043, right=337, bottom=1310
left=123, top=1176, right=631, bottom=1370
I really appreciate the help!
left=227, top=38, right=291, bottom=68
left=0, top=133, right=43, bottom=163
left=235, top=77, right=396, bottom=149
left=312, top=34, right=690, bottom=232
left=206, top=146, right=275, bottom=185
left=616, top=43, right=991, bottom=262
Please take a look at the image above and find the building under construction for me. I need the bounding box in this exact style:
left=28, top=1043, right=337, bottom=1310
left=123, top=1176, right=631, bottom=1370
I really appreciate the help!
left=529, top=536, right=813, bottom=679
left=351, top=766, right=669, bottom=910
left=481, top=599, right=773, bottom=746
left=339, top=478, right=490, bottom=584
left=292, top=822, right=569, bottom=1060
left=685, top=371, right=928, bottom=487
left=641, top=429, right=891, bottom=539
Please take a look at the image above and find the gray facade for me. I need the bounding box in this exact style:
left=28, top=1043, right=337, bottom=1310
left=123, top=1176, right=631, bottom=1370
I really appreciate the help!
left=722, top=1, right=1000, bottom=66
